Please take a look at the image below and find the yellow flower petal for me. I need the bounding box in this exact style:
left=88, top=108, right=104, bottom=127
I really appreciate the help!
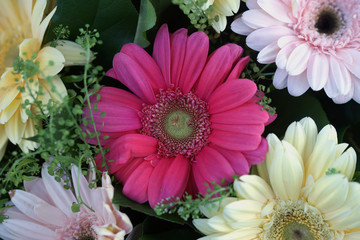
left=269, top=141, right=303, bottom=201
left=299, top=117, right=318, bottom=161
left=31, top=0, right=47, bottom=41
left=199, top=197, right=238, bottom=218
left=0, top=94, right=21, bottom=124
left=37, top=46, right=65, bottom=76
left=0, top=124, right=8, bottom=160
left=331, top=147, right=356, bottom=180
left=18, top=117, right=40, bottom=153
left=283, top=120, right=306, bottom=158
left=36, top=6, right=56, bottom=43
left=234, top=175, right=274, bottom=203
left=222, top=200, right=263, bottom=223
left=4, top=108, right=26, bottom=144
left=19, top=38, right=40, bottom=60
left=38, top=75, right=67, bottom=103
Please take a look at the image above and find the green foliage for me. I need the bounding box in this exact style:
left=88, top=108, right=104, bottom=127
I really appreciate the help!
left=172, top=0, right=216, bottom=32
left=134, top=0, right=157, bottom=48
left=154, top=180, right=235, bottom=221
left=325, top=168, right=340, bottom=175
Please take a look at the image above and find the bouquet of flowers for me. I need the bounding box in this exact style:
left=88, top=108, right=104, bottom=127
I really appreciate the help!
left=1, top=0, right=360, bottom=239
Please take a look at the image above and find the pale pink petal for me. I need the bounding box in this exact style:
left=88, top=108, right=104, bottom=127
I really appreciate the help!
left=23, top=178, right=54, bottom=206
left=276, top=41, right=299, bottom=69
left=153, top=24, right=171, bottom=87
left=193, top=146, right=235, bottom=194
left=211, top=145, right=251, bottom=176
left=242, top=137, right=268, bottom=165
left=41, top=164, right=76, bottom=216
left=178, top=32, right=209, bottom=93
left=258, top=0, right=292, bottom=23
left=247, top=26, right=294, bottom=51
left=287, top=71, right=309, bottom=96
left=343, top=49, right=360, bottom=78
left=209, top=129, right=262, bottom=151
left=329, top=55, right=352, bottom=95
left=208, top=79, right=257, bottom=114
left=71, top=165, right=92, bottom=205
left=273, top=68, right=288, bottom=89
left=307, top=53, right=329, bottom=91
left=122, top=161, right=153, bottom=203
left=246, top=0, right=260, bottom=9
left=107, top=134, right=157, bottom=173
left=286, top=43, right=312, bottom=76
left=242, top=9, right=284, bottom=29
left=112, top=52, right=156, bottom=104
left=258, top=41, right=280, bottom=64
left=324, top=70, right=339, bottom=98
left=121, top=43, right=167, bottom=92
left=332, top=87, right=354, bottom=104
left=170, top=28, right=188, bottom=86
left=3, top=219, right=56, bottom=239
left=353, top=76, right=360, bottom=103
left=195, top=46, right=234, bottom=99
left=231, top=17, right=255, bottom=35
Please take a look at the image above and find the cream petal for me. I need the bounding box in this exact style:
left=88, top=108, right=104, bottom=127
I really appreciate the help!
left=269, top=141, right=303, bottom=201
left=0, top=94, right=21, bottom=124
left=193, top=215, right=233, bottom=235
left=211, top=13, right=227, bottom=33
left=54, top=40, right=88, bottom=66
left=222, top=199, right=264, bottom=224
left=283, top=120, right=306, bottom=156
left=199, top=197, right=238, bottom=218
left=330, top=147, right=356, bottom=180
left=234, top=175, right=274, bottom=203
left=344, top=231, right=360, bottom=240
left=202, top=227, right=262, bottom=240
left=37, top=47, right=65, bottom=76
left=19, top=38, right=40, bottom=60
left=18, top=118, right=40, bottom=153
left=31, top=0, right=47, bottom=40
left=299, top=117, right=318, bottom=161
left=38, top=75, right=67, bottom=103
left=37, top=6, right=56, bottom=43
left=307, top=174, right=349, bottom=214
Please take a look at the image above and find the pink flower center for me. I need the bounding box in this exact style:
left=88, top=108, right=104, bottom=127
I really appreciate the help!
left=294, top=0, right=360, bottom=53
left=140, top=88, right=211, bottom=159
left=56, top=209, right=102, bottom=240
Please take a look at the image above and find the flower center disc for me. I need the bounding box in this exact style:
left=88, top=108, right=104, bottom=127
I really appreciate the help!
left=264, top=200, right=332, bottom=240
left=315, top=9, right=341, bottom=35
left=140, top=88, right=211, bottom=159
left=165, top=110, right=193, bottom=139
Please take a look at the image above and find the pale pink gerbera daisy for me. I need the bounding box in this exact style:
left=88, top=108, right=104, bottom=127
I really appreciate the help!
left=84, top=25, right=270, bottom=208
left=231, top=0, right=360, bottom=103
left=0, top=163, right=133, bottom=240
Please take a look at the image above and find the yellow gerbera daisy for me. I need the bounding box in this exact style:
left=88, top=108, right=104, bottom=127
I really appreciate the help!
left=210, top=0, right=241, bottom=33
left=0, top=0, right=86, bottom=154
left=193, top=117, right=360, bottom=239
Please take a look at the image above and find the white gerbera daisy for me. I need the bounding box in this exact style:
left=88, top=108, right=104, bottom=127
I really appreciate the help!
left=193, top=117, right=360, bottom=239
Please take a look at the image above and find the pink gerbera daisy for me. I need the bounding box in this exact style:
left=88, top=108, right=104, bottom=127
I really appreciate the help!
left=231, top=0, right=360, bottom=103
left=84, top=25, right=270, bottom=208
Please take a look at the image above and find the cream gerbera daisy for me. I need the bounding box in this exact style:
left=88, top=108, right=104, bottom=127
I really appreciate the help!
left=0, top=0, right=87, bottom=154
left=193, top=117, right=360, bottom=239
left=209, top=0, right=241, bottom=33
left=0, top=163, right=133, bottom=239
left=0, top=124, right=7, bottom=160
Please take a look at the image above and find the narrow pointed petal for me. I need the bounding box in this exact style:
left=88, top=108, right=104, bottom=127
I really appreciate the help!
left=153, top=24, right=171, bottom=87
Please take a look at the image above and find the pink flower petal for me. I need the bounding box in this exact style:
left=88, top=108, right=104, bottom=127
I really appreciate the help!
left=211, top=145, right=251, bottom=176
left=247, top=26, right=294, bottom=51
left=113, top=52, right=156, bottom=104
left=258, top=41, right=280, bottom=64
left=90, top=87, right=143, bottom=111
left=231, top=17, right=255, bottom=35
left=113, top=157, right=144, bottom=183
left=24, top=178, right=53, bottom=205
left=210, top=102, right=269, bottom=125
left=208, top=79, right=257, bottom=114
left=178, top=31, right=209, bottom=93
left=242, top=137, right=268, bottom=165
left=344, top=49, right=360, bottom=79
left=193, top=146, right=235, bottom=194
left=286, top=43, right=312, bottom=76
left=258, top=0, right=292, bottom=23
left=287, top=71, right=309, bottom=96
left=170, top=28, right=188, bottom=86
left=329, top=55, right=352, bottom=95
left=225, top=56, right=250, bottom=82
left=122, top=161, right=153, bottom=203
left=4, top=219, right=56, bottom=239
left=84, top=102, right=142, bottom=133
left=242, top=9, right=284, bottom=29
left=276, top=40, right=299, bottom=69
left=121, top=43, right=167, bottom=92
left=305, top=53, right=328, bottom=91
left=209, top=129, right=262, bottom=151
left=195, top=46, right=233, bottom=99
left=153, top=24, right=171, bottom=87
left=108, top=134, right=157, bottom=172
left=211, top=122, right=265, bottom=136
left=273, top=68, right=288, bottom=89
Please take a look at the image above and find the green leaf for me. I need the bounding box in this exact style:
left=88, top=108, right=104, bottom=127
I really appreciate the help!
left=265, top=89, right=329, bottom=138
left=71, top=202, right=81, bottom=213
left=45, top=0, right=139, bottom=69
left=134, top=0, right=157, bottom=48
left=113, top=185, right=186, bottom=225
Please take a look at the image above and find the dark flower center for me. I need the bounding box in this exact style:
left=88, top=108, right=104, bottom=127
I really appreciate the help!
left=283, top=222, right=314, bottom=240
left=315, top=9, right=342, bottom=35
left=140, top=88, right=211, bottom=159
